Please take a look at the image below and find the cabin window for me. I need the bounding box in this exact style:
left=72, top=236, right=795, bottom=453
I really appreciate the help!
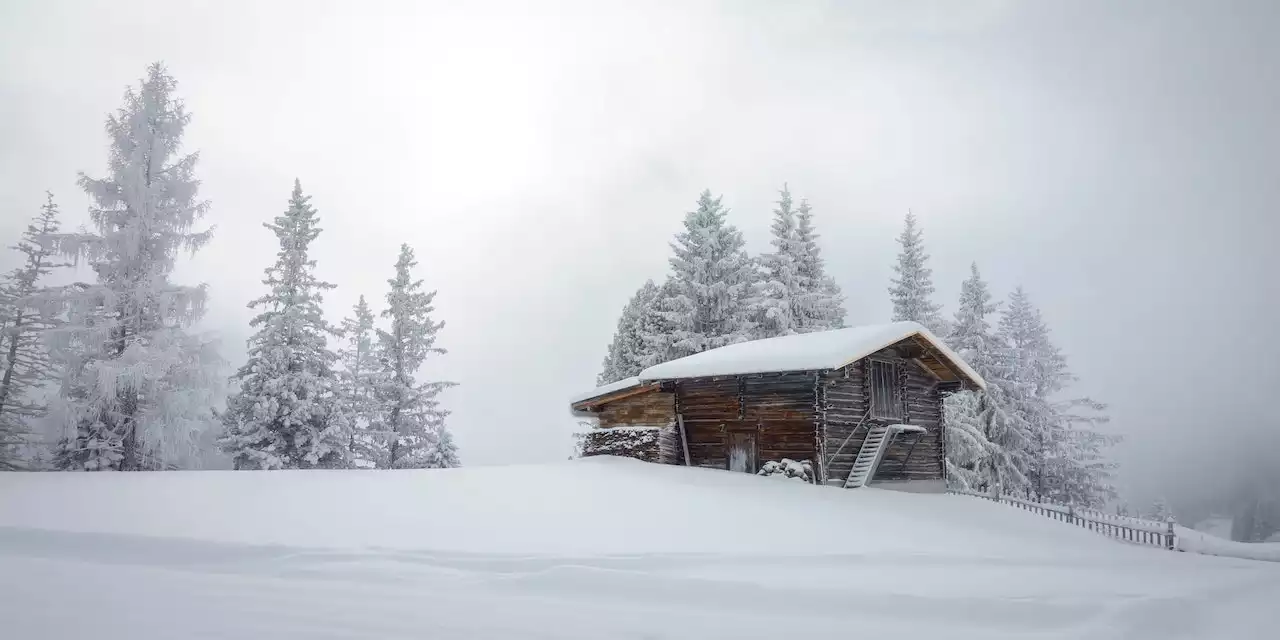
left=869, top=360, right=902, bottom=420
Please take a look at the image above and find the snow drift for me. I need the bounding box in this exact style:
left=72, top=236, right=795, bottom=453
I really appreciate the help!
left=2, top=458, right=1279, bottom=639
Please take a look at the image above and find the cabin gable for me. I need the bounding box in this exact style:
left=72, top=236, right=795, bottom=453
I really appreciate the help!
left=818, top=339, right=948, bottom=486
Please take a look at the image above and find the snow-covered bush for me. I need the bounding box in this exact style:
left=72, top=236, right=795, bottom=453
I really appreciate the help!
left=576, top=426, right=663, bottom=462
left=757, top=459, right=814, bottom=483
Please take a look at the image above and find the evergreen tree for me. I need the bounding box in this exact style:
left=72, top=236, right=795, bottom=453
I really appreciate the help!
left=637, top=278, right=681, bottom=369
left=597, top=279, right=660, bottom=384
left=888, top=212, right=946, bottom=335
left=793, top=197, right=846, bottom=332
left=44, top=63, right=222, bottom=471
left=945, top=264, right=1030, bottom=493
left=420, top=423, right=461, bottom=469
left=755, top=185, right=804, bottom=338
left=218, top=180, right=347, bottom=470
left=1147, top=496, right=1173, bottom=522
left=336, top=295, right=382, bottom=466
left=0, top=193, right=66, bottom=469
left=375, top=244, right=458, bottom=469
left=998, top=286, right=1117, bottom=507
left=943, top=389, right=999, bottom=491
left=653, top=190, right=757, bottom=358
left=756, top=188, right=847, bottom=339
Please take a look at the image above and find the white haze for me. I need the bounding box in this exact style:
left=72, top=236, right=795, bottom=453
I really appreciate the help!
left=1, top=0, right=1277, bottom=505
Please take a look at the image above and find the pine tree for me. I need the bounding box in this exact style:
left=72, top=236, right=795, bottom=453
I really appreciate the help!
left=0, top=193, right=66, bottom=469
left=793, top=197, right=846, bottom=332
left=1147, top=497, right=1172, bottom=522
left=336, top=295, right=382, bottom=467
left=218, top=180, right=348, bottom=470
left=998, top=286, right=1117, bottom=507
left=44, top=63, right=222, bottom=471
left=943, top=389, right=999, bottom=491
left=756, top=188, right=847, bottom=340
left=637, top=277, right=681, bottom=369
left=755, top=185, right=804, bottom=338
left=944, top=264, right=1030, bottom=493
left=420, top=423, right=461, bottom=469
left=598, top=280, right=660, bottom=385
left=889, top=212, right=946, bottom=335
left=375, top=244, right=458, bottom=469
left=653, top=190, right=757, bottom=358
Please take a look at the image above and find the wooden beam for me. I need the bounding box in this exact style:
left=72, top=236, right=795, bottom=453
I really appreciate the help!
left=911, top=336, right=964, bottom=383
left=572, top=383, right=661, bottom=412
left=911, top=357, right=943, bottom=381
left=677, top=413, right=692, bottom=466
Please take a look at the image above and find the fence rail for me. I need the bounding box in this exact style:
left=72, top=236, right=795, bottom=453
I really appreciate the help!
left=949, top=488, right=1176, bottom=551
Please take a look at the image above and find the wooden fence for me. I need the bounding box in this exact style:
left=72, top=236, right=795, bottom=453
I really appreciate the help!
left=949, top=488, right=1176, bottom=551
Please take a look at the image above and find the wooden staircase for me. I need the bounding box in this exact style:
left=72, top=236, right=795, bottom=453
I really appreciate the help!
left=843, top=424, right=925, bottom=488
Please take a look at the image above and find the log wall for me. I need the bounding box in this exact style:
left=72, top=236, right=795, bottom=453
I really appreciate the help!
left=819, top=340, right=946, bottom=485
left=597, top=391, right=675, bottom=429
left=675, top=372, right=818, bottom=471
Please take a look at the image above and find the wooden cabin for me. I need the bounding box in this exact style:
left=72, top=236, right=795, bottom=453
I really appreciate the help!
left=570, top=321, right=985, bottom=490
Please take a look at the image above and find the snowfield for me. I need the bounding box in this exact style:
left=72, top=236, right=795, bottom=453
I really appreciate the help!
left=2, top=458, right=1278, bottom=639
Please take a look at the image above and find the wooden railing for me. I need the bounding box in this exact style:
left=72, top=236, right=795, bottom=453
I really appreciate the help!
left=949, top=488, right=1176, bottom=551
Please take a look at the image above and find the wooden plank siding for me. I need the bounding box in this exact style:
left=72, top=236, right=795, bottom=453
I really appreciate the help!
left=675, top=373, right=818, bottom=471
left=875, top=360, right=944, bottom=481
left=820, top=340, right=946, bottom=485
left=597, top=390, right=675, bottom=429
left=819, top=361, right=869, bottom=484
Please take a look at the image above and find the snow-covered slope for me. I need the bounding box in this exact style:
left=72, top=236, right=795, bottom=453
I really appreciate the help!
left=2, top=458, right=1278, bottom=639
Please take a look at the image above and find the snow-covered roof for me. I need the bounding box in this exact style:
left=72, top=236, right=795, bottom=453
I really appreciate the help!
left=570, top=376, right=653, bottom=408
left=637, top=321, right=985, bottom=388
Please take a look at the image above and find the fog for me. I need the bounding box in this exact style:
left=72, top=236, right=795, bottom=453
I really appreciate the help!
left=2, top=0, right=1277, bottom=509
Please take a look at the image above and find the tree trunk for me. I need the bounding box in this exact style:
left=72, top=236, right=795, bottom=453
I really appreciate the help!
left=0, top=309, right=23, bottom=416
left=120, top=390, right=139, bottom=471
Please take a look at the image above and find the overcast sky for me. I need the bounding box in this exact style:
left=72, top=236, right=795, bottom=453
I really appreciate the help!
left=2, top=0, right=1276, bottom=501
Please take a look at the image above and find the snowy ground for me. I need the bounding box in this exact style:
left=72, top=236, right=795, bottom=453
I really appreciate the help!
left=2, top=458, right=1278, bottom=639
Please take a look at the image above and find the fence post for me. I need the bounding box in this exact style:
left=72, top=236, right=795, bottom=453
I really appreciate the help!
left=1165, top=516, right=1176, bottom=551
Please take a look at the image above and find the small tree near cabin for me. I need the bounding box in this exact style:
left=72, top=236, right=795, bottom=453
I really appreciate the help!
left=597, top=279, right=660, bottom=385
left=653, top=190, right=758, bottom=358
left=888, top=211, right=947, bottom=336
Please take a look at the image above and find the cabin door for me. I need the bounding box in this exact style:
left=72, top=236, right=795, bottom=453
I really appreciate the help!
left=728, top=432, right=757, bottom=473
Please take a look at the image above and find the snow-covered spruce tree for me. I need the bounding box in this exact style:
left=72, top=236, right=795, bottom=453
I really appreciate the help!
left=944, top=263, right=1029, bottom=493
left=218, top=180, right=348, bottom=470
left=998, top=286, right=1117, bottom=507
left=637, top=277, right=681, bottom=369
left=653, top=190, right=757, bottom=358
left=419, top=423, right=460, bottom=469
left=888, top=212, right=946, bottom=335
left=44, top=63, right=222, bottom=471
left=0, top=193, right=67, bottom=469
left=793, top=197, right=846, bottom=332
left=756, top=187, right=847, bottom=339
left=336, top=295, right=382, bottom=467
left=1147, top=497, right=1172, bottom=522
left=754, top=185, right=804, bottom=338
left=597, top=279, right=660, bottom=385
left=375, top=244, right=458, bottom=469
